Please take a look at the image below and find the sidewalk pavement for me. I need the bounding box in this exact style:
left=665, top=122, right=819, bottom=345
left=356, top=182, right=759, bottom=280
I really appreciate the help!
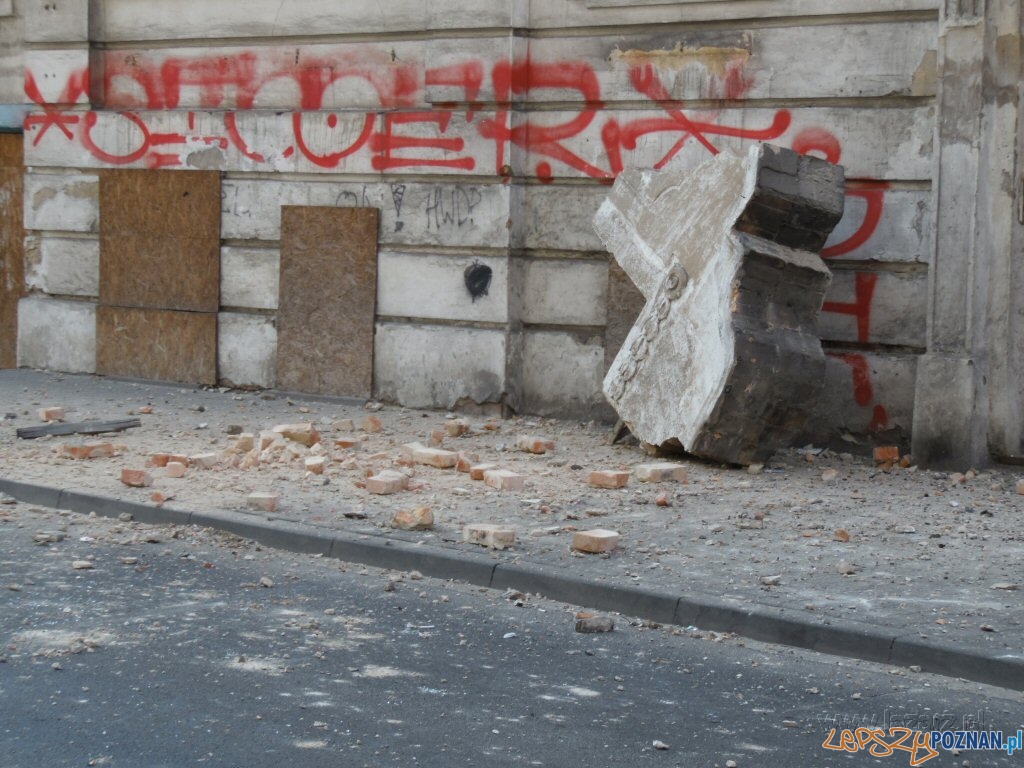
left=1, top=369, right=1022, bottom=690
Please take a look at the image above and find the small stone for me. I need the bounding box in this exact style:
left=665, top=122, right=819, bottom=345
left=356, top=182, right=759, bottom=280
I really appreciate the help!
left=652, top=740, right=670, bottom=750
left=992, top=583, right=1019, bottom=591
left=150, top=491, right=172, bottom=505
left=164, top=461, right=187, bottom=478
left=463, top=523, right=516, bottom=550
left=821, top=468, right=839, bottom=482
left=333, top=418, right=355, bottom=432
left=225, top=424, right=244, bottom=436
left=234, top=433, right=255, bottom=452
left=334, top=435, right=361, bottom=450
left=782, top=720, right=798, bottom=728
left=980, top=624, right=996, bottom=632
left=746, top=463, right=764, bottom=475
left=120, top=557, right=138, bottom=565
left=873, top=445, right=900, bottom=464
left=760, top=575, right=782, bottom=586
left=33, top=531, right=66, bottom=544
left=445, top=419, right=471, bottom=437
left=469, top=463, right=497, bottom=481
left=72, top=560, right=94, bottom=570
left=391, top=506, right=434, bottom=531
left=190, top=452, right=220, bottom=469
left=1016, top=479, right=1024, bottom=496
left=836, top=561, right=858, bottom=575
left=247, top=492, right=280, bottom=512
left=655, top=492, right=671, bottom=507
left=259, top=577, right=274, bottom=588
left=361, top=415, right=383, bottom=433
left=588, top=470, right=630, bottom=489
left=120, top=469, right=153, bottom=488
left=726, top=761, right=738, bottom=768
left=572, top=529, right=620, bottom=554
left=304, top=456, right=326, bottom=475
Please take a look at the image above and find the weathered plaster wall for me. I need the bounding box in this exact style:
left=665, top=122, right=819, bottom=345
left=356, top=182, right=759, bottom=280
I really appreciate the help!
left=16, top=0, right=955, bottom=444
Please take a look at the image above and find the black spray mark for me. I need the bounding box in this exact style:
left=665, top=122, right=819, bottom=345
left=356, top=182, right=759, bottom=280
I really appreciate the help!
left=464, top=261, right=492, bottom=302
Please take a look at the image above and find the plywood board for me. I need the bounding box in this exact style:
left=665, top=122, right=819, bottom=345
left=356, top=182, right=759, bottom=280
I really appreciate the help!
left=99, top=169, right=220, bottom=312
left=96, top=306, right=217, bottom=384
left=277, top=206, right=379, bottom=397
left=0, top=133, right=24, bottom=368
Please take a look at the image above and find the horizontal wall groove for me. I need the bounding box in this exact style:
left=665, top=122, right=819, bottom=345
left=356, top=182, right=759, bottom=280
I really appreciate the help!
left=825, top=259, right=929, bottom=274
left=822, top=340, right=926, bottom=356
left=376, top=316, right=506, bottom=332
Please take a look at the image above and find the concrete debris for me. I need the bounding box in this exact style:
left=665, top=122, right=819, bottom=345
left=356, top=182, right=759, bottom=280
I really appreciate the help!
left=401, top=442, right=459, bottom=469
left=463, top=523, right=516, bottom=549
left=633, top=462, right=688, bottom=483
left=391, top=506, right=434, bottom=531
left=594, top=143, right=842, bottom=464
left=190, top=452, right=219, bottom=469
left=366, top=470, right=409, bottom=495
left=247, top=492, right=280, bottom=512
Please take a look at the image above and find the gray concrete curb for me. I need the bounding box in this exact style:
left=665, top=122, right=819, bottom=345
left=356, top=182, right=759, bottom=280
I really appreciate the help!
left=3, top=476, right=1022, bottom=692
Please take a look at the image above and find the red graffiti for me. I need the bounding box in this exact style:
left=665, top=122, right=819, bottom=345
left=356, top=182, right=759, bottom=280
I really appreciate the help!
left=23, top=69, right=89, bottom=145
left=823, top=272, right=877, bottom=344
left=828, top=352, right=890, bottom=432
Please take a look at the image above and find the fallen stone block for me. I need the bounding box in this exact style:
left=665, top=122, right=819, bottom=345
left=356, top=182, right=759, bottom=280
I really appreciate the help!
left=61, top=442, right=114, bottom=460
left=594, top=143, right=842, bottom=465
left=165, top=461, right=187, bottom=478
left=463, top=523, right=516, bottom=549
left=120, top=469, right=153, bottom=488
left=469, top=463, right=497, bottom=481
left=634, top=462, right=689, bottom=483
left=38, top=406, right=65, bottom=422
left=484, top=469, right=526, bottom=491
left=572, top=529, right=620, bottom=553
left=391, top=506, right=434, bottom=531
left=588, top=470, right=630, bottom=489
left=273, top=422, right=320, bottom=447
left=366, top=470, right=408, bottom=495
left=516, top=435, right=556, bottom=454
left=247, top=492, right=280, bottom=512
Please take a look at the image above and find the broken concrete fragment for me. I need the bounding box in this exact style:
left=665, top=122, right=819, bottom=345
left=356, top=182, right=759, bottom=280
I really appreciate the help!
left=463, top=523, right=516, bottom=549
left=391, top=506, right=434, bottom=531
left=164, top=461, right=187, bottom=478
left=594, top=144, right=841, bottom=465
left=61, top=442, right=114, bottom=460
left=366, top=470, right=408, bottom=495
left=272, top=422, right=320, bottom=447
left=575, top=615, right=615, bottom=633
left=190, top=452, right=219, bottom=469
left=483, top=469, right=526, bottom=491
left=633, top=462, right=688, bottom=483
left=445, top=419, right=471, bottom=437
left=402, top=442, right=459, bottom=469
left=516, top=435, right=556, bottom=454
left=38, top=406, right=65, bottom=422
left=588, top=470, right=630, bottom=489
left=469, top=463, right=497, bottom=481
left=247, top=491, right=280, bottom=512
left=572, top=529, right=620, bottom=553
left=304, top=456, right=326, bottom=475
left=333, top=418, right=355, bottom=432
left=334, top=435, right=362, bottom=450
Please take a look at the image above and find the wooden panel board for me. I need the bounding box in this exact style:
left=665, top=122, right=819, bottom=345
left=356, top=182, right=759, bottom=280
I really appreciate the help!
left=277, top=206, right=379, bottom=397
left=96, top=305, right=217, bottom=384
left=0, top=133, right=23, bottom=368
left=99, top=169, right=220, bottom=311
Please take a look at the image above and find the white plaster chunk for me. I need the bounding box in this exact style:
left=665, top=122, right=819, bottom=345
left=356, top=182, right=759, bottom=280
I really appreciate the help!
left=17, top=296, right=96, bottom=373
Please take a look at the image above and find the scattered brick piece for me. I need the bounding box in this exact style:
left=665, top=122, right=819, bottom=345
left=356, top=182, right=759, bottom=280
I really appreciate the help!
left=150, top=491, right=171, bottom=505
left=403, top=442, right=459, bottom=469
left=873, top=445, right=900, bottom=464
left=1017, top=479, right=1024, bottom=496
left=138, top=405, right=153, bottom=414
left=305, top=456, right=326, bottom=475
left=61, top=442, right=114, bottom=460
left=428, top=429, right=446, bottom=447
left=575, top=615, right=615, bottom=633
left=120, top=469, right=153, bottom=488
left=272, top=422, right=320, bottom=447
left=361, top=415, right=383, bottom=433
left=482, top=420, right=501, bottom=431
left=572, top=529, right=620, bottom=553
left=517, top=435, right=556, bottom=454
left=334, top=435, right=361, bottom=450
left=168, top=454, right=189, bottom=466
left=899, top=454, right=913, bottom=469
left=469, top=463, right=497, bottom=481
left=333, top=418, right=355, bottom=432
left=247, top=492, right=280, bottom=512
left=190, top=453, right=220, bottom=469
left=633, top=462, right=688, bottom=483
left=588, top=470, right=630, bottom=489
left=456, top=451, right=480, bottom=473
left=165, top=461, right=187, bottom=478
left=950, top=472, right=966, bottom=485
left=259, top=431, right=280, bottom=450
left=655, top=492, right=671, bottom=507
left=234, top=433, right=255, bottom=452
left=149, top=453, right=170, bottom=467
left=38, top=406, right=65, bottom=422
left=391, top=506, right=434, bottom=531
left=366, top=470, right=408, bottom=495
left=445, top=419, right=471, bottom=438
left=484, top=469, right=526, bottom=491
left=821, top=469, right=838, bottom=482
left=463, top=523, right=516, bottom=550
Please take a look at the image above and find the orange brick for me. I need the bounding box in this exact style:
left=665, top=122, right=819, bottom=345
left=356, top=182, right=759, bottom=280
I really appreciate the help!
left=483, top=469, right=526, bottom=491
left=366, top=470, right=408, bottom=495
left=272, top=422, right=320, bottom=447
left=456, top=451, right=480, bottom=473
left=149, top=453, right=171, bottom=467
left=469, top=463, right=497, bottom=481
left=403, top=442, right=459, bottom=469
left=463, top=523, right=516, bottom=549
left=334, top=435, right=362, bottom=450
left=572, top=529, right=620, bottom=553
left=633, top=462, right=688, bottom=483
left=445, top=419, right=471, bottom=438
left=391, top=506, right=434, bottom=531
left=120, top=469, right=153, bottom=488
left=61, top=442, right=114, bottom=460
left=588, top=470, right=630, bottom=489
left=516, top=435, right=556, bottom=454
left=361, top=415, right=383, bottom=433
left=305, top=456, right=326, bottom=475
left=873, top=445, right=900, bottom=464
left=38, top=406, right=65, bottom=422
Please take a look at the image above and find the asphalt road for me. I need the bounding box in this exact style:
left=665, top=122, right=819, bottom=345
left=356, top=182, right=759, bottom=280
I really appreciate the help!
left=1, top=503, right=1021, bottom=768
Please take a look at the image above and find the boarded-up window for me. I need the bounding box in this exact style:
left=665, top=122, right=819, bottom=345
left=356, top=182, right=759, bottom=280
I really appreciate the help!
left=277, top=206, right=379, bottom=398
left=0, top=133, right=23, bottom=368
left=97, top=169, right=220, bottom=384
